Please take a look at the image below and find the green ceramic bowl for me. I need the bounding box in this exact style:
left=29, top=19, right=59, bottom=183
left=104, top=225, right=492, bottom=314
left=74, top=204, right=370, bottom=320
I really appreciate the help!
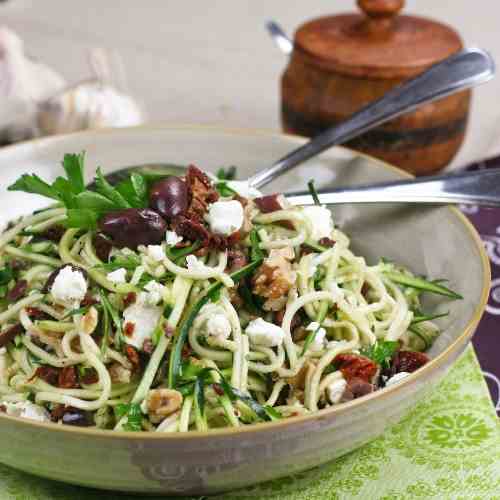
left=0, top=125, right=490, bottom=495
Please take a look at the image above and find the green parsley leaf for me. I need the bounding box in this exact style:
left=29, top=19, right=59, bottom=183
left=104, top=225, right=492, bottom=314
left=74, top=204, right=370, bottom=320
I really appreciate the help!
left=94, top=167, right=131, bottom=209
left=62, top=152, right=85, bottom=194
left=307, top=179, right=321, bottom=206
left=115, top=173, right=148, bottom=208
left=216, top=166, right=237, bottom=180
left=360, top=340, right=399, bottom=369
left=75, top=191, right=118, bottom=213
left=66, top=209, right=99, bottom=230
left=8, top=173, right=61, bottom=201
left=115, top=403, right=142, bottom=431
left=0, top=266, right=13, bottom=286
left=215, top=181, right=237, bottom=197
left=250, top=229, right=263, bottom=262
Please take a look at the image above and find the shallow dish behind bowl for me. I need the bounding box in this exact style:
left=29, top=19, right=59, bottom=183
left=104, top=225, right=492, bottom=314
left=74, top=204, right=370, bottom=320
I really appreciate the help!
left=0, top=125, right=489, bottom=495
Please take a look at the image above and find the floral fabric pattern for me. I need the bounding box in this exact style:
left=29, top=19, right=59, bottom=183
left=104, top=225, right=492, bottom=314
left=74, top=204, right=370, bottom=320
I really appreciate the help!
left=0, top=346, right=497, bottom=500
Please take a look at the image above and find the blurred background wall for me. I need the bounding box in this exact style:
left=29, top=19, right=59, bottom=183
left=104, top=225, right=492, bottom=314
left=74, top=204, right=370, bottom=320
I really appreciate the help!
left=1, top=0, right=498, bottom=167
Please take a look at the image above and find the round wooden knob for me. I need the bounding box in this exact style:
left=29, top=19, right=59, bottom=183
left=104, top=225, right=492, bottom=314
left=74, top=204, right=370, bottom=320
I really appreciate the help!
left=357, top=0, right=404, bottom=19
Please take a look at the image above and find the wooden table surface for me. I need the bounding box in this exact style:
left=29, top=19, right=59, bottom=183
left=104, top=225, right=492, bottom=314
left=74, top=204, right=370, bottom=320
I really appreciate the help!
left=1, top=0, right=499, bottom=168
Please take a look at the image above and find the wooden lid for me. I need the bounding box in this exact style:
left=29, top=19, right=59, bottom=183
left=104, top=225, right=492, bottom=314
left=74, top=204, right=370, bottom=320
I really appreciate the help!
left=294, top=0, right=463, bottom=78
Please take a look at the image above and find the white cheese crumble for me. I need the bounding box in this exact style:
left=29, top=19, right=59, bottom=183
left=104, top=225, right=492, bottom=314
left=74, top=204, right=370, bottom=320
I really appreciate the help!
left=142, top=280, right=166, bottom=306
left=245, top=318, right=285, bottom=347
left=206, top=314, right=232, bottom=341
left=327, top=377, right=347, bottom=404
left=106, top=267, right=127, bottom=284
left=50, top=266, right=87, bottom=306
left=302, top=205, right=334, bottom=241
left=225, top=180, right=262, bottom=199
left=146, top=244, right=166, bottom=262
left=385, top=371, right=411, bottom=387
left=185, top=254, right=207, bottom=273
left=206, top=200, right=244, bottom=235
left=1, top=401, right=51, bottom=422
left=123, top=297, right=162, bottom=350
left=165, top=230, right=183, bottom=246
left=306, top=322, right=327, bottom=351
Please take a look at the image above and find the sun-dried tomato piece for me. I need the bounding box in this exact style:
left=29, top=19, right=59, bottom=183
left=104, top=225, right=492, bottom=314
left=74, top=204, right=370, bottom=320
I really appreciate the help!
left=125, top=345, right=141, bottom=369
left=391, top=350, right=429, bottom=375
left=172, top=215, right=211, bottom=246
left=26, top=307, right=47, bottom=320
left=254, top=194, right=294, bottom=230
left=34, top=366, right=60, bottom=385
left=41, top=224, right=65, bottom=242
left=334, top=354, right=378, bottom=383
left=184, top=165, right=219, bottom=220
left=181, top=343, right=192, bottom=359
left=81, top=293, right=98, bottom=308
left=254, top=194, right=283, bottom=213
left=123, top=292, right=136, bottom=308
left=58, top=366, right=79, bottom=389
left=50, top=404, right=66, bottom=422
left=318, top=237, right=336, bottom=248
left=80, top=367, right=99, bottom=385
left=124, top=322, right=135, bottom=337
left=0, top=323, right=23, bottom=348
left=7, top=279, right=28, bottom=302
left=212, top=383, right=224, bottom=396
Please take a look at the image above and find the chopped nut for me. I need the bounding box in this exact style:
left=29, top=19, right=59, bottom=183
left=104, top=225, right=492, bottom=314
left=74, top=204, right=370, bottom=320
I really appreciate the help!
left=252, top=252, right=297, bottom=311
left=108, top=363, right=132, bottom=384
left=145, top=388, right=183, bottom=423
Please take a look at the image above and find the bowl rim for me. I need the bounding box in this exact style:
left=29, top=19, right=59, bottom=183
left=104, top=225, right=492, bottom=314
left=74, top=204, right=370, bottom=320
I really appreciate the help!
left=0, top=123, right=491, bottom=440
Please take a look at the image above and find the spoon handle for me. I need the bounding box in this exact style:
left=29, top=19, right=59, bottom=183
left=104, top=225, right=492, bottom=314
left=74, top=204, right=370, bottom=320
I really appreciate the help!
left=248, top=48, right=495, bottom=189
left=286, top=167, right=500, bottom=207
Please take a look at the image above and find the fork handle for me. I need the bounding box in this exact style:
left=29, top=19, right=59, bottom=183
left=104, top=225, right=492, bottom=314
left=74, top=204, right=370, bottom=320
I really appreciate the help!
left=286, top=168, right=500, bottom=207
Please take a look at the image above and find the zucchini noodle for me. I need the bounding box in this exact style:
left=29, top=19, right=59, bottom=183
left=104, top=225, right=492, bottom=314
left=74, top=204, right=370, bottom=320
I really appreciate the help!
left=0, top=163, right=451, bottom=432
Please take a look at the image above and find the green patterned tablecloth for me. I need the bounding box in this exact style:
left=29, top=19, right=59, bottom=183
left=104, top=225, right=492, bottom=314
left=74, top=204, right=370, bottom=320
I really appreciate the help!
left=0, top=346, right=498, bottom=500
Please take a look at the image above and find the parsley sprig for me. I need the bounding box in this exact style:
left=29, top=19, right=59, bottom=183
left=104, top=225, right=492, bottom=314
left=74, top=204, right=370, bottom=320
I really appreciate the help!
left=8, top=152, right=149, bottom=230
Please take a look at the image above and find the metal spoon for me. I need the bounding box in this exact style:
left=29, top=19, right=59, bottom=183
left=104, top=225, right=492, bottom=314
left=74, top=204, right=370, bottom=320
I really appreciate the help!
left=106, top=48, right=494, bottom=200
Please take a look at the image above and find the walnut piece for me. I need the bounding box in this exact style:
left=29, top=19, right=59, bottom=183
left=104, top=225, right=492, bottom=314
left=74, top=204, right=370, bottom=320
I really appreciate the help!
left=146, top=388, right=183, bottom=424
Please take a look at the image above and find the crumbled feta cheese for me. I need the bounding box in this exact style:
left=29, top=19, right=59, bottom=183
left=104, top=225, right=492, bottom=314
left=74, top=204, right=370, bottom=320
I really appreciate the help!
left=106, top=267, right=127, bottom=284
left=206, top=200, right=244, bottom=235
left=2, top=401, right=51, bottom=422
left=165, top=230, right=183, bottom=246
left=385, top=371, right=411, bottom=387
left=327, top=377, right=347, bottom=404
left=306, top=322, right=327, bottom=351
left=185, top=254, right=207, bottom=273
left=245, top=318, right=285, bottom=347
left=123, top=299, right=162, bottom=350
left=50, top=266, right=87, bottom=306
left=302, top=205, right=334, bottom=241
left=225, top=180, right=262, bottom=199
left=142, top=280, right=166, bottom=306
left=206, top=314, right=232, bottom=341
left=146, top=245, right=166, bottom=262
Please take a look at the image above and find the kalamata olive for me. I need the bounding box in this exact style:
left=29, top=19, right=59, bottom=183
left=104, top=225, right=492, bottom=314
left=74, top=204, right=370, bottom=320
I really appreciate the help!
left=93, top=233, right=113, bottom=262
left=149, top=176, right=188, bottom=220
left=99, top=208, right=167, bottom=249
left=61, top=407, right=94, bottom=426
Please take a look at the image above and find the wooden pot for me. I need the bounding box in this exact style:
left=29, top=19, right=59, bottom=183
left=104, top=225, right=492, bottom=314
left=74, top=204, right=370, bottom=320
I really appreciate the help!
left=281, top=0, right=470, bottom=175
